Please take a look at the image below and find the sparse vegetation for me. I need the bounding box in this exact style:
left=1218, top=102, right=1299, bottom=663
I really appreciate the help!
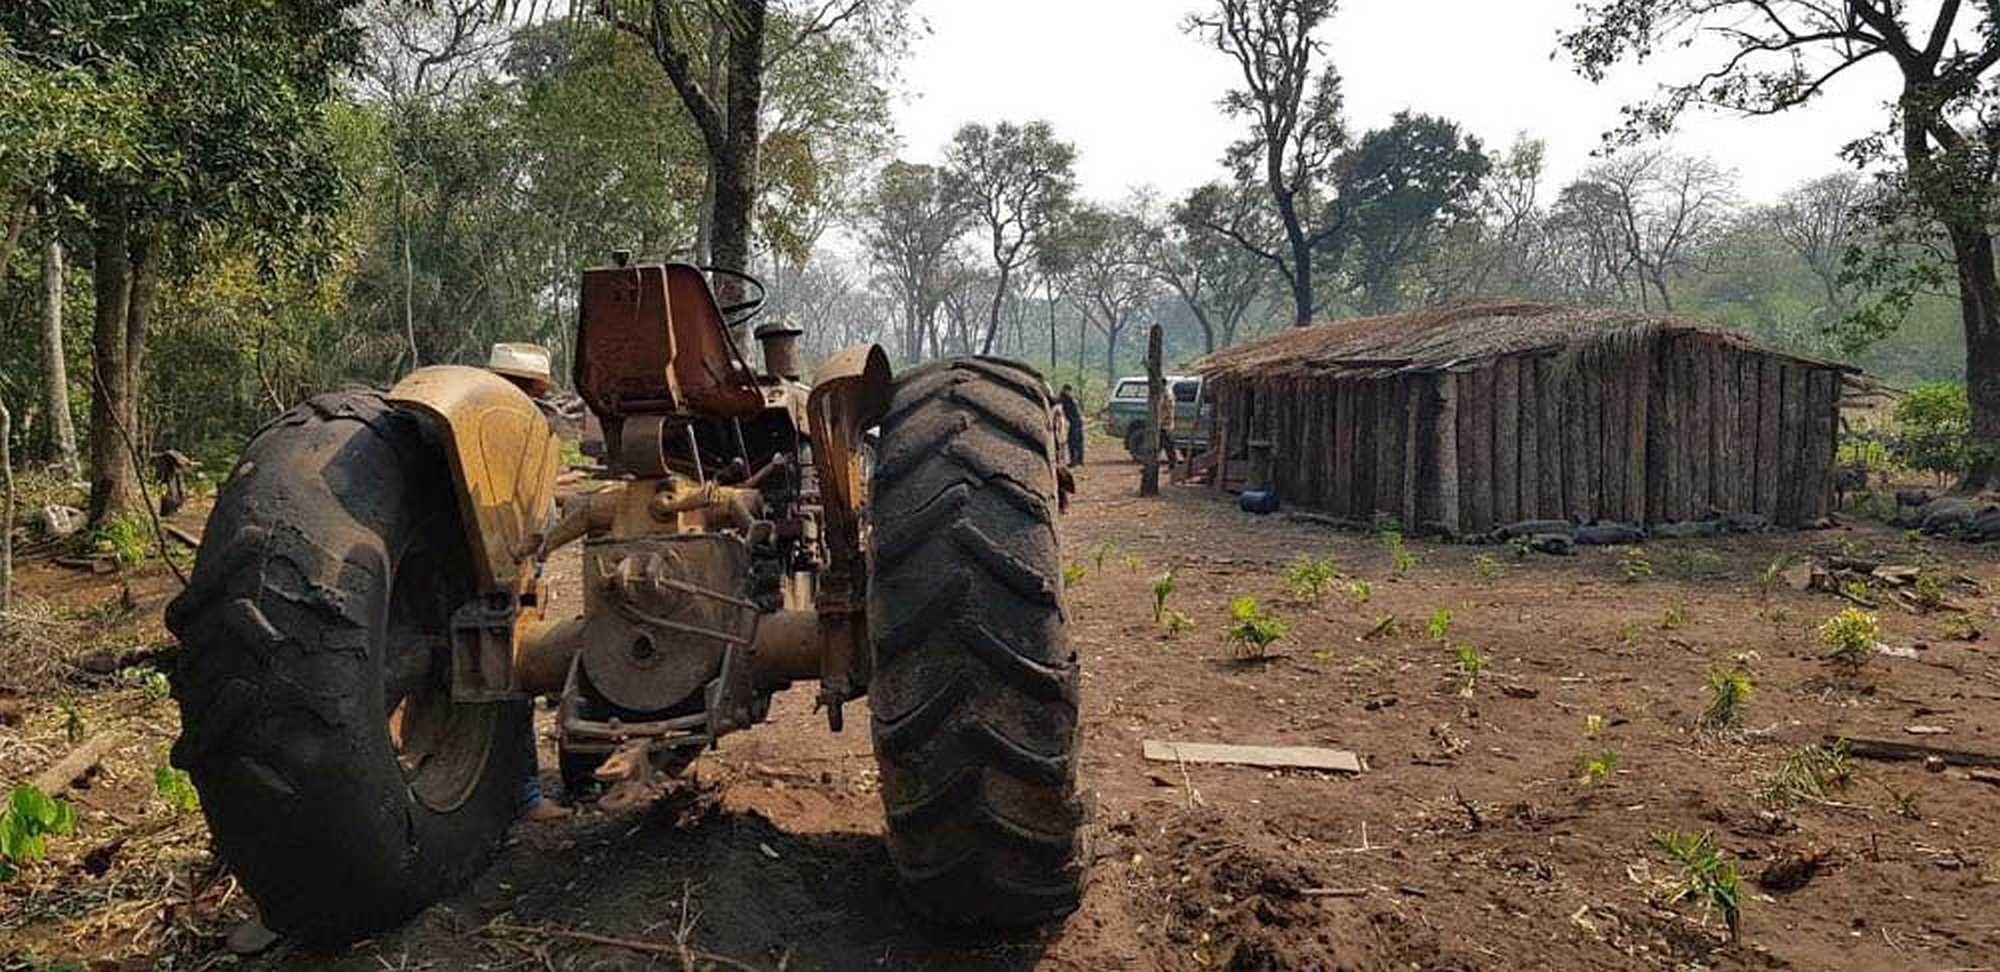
left=57, top=699, right=83, bottom=744
left=1092, top=541, right=1116, bottom=572
left=1063, top=563, right=1087, bottom=589
left=1347, top=578, right=1374, bottom=604
left=1473, top=553, right=1501, bottom=582
left=1381, top=530, right=1415, bottom=575
left=1150, top=570, right=1176, bottom=622
left=1576, top=748, right=1619, bottom=785
left=1, top=785, right=77, bottom=881
left=1760, top=740, right=1854, bottom=806
left=1282, top=555, right=1341, bottom=603
left=1817, top=607, right=1880, bottom=674
left=1583, top=714, right=1605, bottom=738
left=1426, top=606, right=1452, bottom=642
left=1120, top=553, right=1144, bottom=573
left=1226, top=597, right=1287, bottom=657
left=1449, top=643, right=1489, bottom=695
left=82, top=513, right=150, bottom=570
left=1618, top=547, right=1653, bottom=582
left=1659, top=602, right=1687, bottom=630
left=1651, top=828, right=1743, bottom=944
left=1701, top=667, right=1752, bottom=729
left=1161, top=609, right=1194, bottom=638
left=155, top=763, right=198, bottom=814
left=1756, top=554, right=1797, bottom=597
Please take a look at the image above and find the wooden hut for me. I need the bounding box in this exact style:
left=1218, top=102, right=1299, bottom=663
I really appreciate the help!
left=1195, top=302, right=1854, bottom=536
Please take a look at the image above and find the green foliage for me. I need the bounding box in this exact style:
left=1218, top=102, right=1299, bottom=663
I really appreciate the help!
left=1150, top=570, right=1176, bottom=622
left=1508, top=535, right=1533, bottom=560
left=1583, top=714, right=1606, bottom=738
left=1651, top=828, right=1743, bottom=944
left=1665, top=547, right=1728, bottom=581
left=1760, top=740, right=1854, bottom=806
left=1702, top=668, right=1752, bottom=728
left=83, top=513, right=149, bottom=569
left=1888, top=382, right=1973, bottom=483
left=1, top=785, right=77, bottom=881
left=1473, top=553, right=1501, bottom=583
left=1282, top=555, right=1340, bottom=602
left=1945, top=613, right=1982, bottom=642
left=1576, top=748, right=1619, bottom=784
left=1161, top=609, right=1194, bottom=638
left=1380, top=530, right=1416, bottom=575
left=154, top=764, right=198, bottom=814
left=1659, top=602, right=1687, bottom=630
left=1449, top=642, right=1489, bottom=694
left=1346, top=578, right=1374, bottom=603
left=1119, top=553, right=1144, bottom=573
left=1062, top=563, right=1087, bottom=589
left=1756, top=554, right=1797, bottom=597
left=1371, top=613, right=1403, bottom=637
left=1426, top=606, right=1453, bottom=642
left=56, top=700, right=83, bottom=745
left=1617, top=547, right=1652, bottom=582
left=1092, top=541, right=1115, bottom=572
left=121, top=666, right=171, bottom=700
left=1817, top=607, right=1879, bottom=671
left=1226, top=597, right=1287, bottom=656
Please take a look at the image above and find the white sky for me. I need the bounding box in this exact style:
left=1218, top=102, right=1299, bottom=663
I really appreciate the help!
left=890, top=0, right=1905, bottom=205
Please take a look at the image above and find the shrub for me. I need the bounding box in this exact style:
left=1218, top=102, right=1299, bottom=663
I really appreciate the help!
left=1347, top=578, right=1374, bottom=603
left=1817, top=607, right=1879, bottom=671
left=1474, top=553, right=1501, bottom=582
left=84, top=513, right=149, bottom=569
left=1576, top=748, right=1619, bottom=784
left=1282, top=555, right=1341, bottom=603
left=1449, top=642, right=1489, bottom=694
left=155, top=764, right=199, bottom=814
left=1888, top=381, right=1973, bottom=484
left=1652, top=828, right=1743, bottom=944
left=1618, top=547, right=1652, bottom=582
left=1226, top=597, right=1287, bottom=656
left=1702, top=668, right=1752, bottom=728
left=1426, top=606, right=1453, bottom=642
left=1, top=785, right=76, bottom=880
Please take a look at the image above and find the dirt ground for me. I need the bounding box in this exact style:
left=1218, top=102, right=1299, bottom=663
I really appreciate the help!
left=9, top=439, right=2000, bottom=970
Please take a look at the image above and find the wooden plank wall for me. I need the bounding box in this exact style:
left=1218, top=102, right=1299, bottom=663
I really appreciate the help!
left=1202, top=337, right=1838, bottom=533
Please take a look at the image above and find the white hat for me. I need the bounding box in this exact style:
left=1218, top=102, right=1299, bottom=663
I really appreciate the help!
left=487, top=343, right=552, bottom=385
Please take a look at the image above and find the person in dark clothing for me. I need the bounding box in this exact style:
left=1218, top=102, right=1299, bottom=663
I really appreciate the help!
left=1057, top=385, right=1085, bottom=465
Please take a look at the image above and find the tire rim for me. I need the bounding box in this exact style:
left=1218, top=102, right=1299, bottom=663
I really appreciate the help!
left=384, top=542, right=498, bottom=813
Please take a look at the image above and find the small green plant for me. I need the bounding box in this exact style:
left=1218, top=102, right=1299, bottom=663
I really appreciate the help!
left=56, top=700, right=84, bottom=745
left=1092, top=541, right=1116, bottom=572
left=1449, top=642, right=1489, bottom=694
left=1759, top=740, right=1854, bottom=806
left=1617, top=547, right=1652, bottom=582
left=1616, top=619, right=1645, bottom=643
left=1652, top=828, right=1743, bottom=944
left=1426, top=606, right=1453, bottom=642
left=1660, top=602, right=1687, bottom=630
left=1381, top=531, right=1416, bottom=575
left=1756, top=554, right=1798, bottom=597
left=1473, top=553, right=1501, bottom=583
left=1838, top=579, right=1875, bottom=605
left=1, top=785, right=77, bottom=880
left=1667, top=547, right=1729, bottom=581
left=1282, top=555, right=1341, bottom=603
left=1702, top=667, right=1752, bottom=729
left=1119, top=553, right=1144, bottom=573
left=1508, top=535, right=1533, bottom=560
left=121, top=667, right=171, bottom=700
left=1757, top=605, right=1792, bottom=625
left=1583, top=714, right=1606, bottom=739
left=1576, top=748, right=1619, bottom=784
left=1371, top=613, right=1403, bottom=637
left=1887, top=380, right=1972, bottom=485
left=1873, top=778, right=1922, bottom=820
left=1226, top=597, right=1288, bottom=657
left=1150, top=570, right=1176, bottom=622
left=1161, top=609, right=1194, bottom=637
left=155, top=764, right=199, bottom=814
left=1347, top=578, right=1374, bottom=604
left=83, top=513, right=150, bottom=569
left=1945, top=613, right=1982, bottom=642
left=1062, top=563, right=1087, bottom=589
left=1817, top=607, right=1880, bottom=672
left=1913, top=573, right=1946, bottom=609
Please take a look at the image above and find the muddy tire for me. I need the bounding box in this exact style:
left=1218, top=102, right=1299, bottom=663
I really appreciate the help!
left=165, top=391, right=530, bottom=947
left=866, top=356, right=1085, bottom=927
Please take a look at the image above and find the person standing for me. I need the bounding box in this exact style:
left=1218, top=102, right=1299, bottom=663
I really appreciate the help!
left=1057, top=384, right=1085, bottom=466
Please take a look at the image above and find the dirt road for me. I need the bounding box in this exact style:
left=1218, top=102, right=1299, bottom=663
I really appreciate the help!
left=9, top=445, right=2000, bottom=969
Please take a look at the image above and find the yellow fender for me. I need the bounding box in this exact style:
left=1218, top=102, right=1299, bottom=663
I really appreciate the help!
left=388, top=366, right=561, bottom=594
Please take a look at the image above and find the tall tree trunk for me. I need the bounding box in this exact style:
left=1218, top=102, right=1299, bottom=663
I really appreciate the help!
left=1047, top=279, right=1058, bottom=372
left=1, top=397, right=11, bottom=616
left=42, top=239, right=78, bottom=479
left=708, top=0, right=767, bottom=342
left=88, top=210, right=140, bottom=524
left=694, top=16, right=727, bottom=266
left=1953, top=225, right=2000, bottom=492
left=1141, top=324, right=1163, bottom=497
left=980, top=263, right=1012, bottom=355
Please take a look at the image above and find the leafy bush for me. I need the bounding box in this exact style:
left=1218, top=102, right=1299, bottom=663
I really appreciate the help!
left=1226, top=597, right=1287, bottom=656
left=1703, top=668, right=1752, bottom=728
left=1473, top=553, right=1501, bottom=582
left=1576, top=748, right=1619, bottom=784
left=1652, top=828, right=1743, bottom=943
left=1888, top=381, right=1973, bottom=483
left=1346, top=578, right=1374, bottom=603
left=83, top=513, right=149, bottom=569
left=1449, top=642, right=1489, bottom=694
left=1426, top=606, right=1452, bottom=642
left=1, top=785, right=77, bottom=880
left=1282, top=555, right=1341, bottom=603
left=1817, top=607, right=1879, bottom=671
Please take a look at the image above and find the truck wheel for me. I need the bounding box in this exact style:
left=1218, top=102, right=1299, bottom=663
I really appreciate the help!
left=866, top=356, right=1085, bottom=927
left=165, top=391, right=531, bottom=947
left=1124, top=425, right=1148, bottom=463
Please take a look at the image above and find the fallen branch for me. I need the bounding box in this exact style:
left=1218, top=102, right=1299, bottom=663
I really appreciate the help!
left=480, top=921, right=766, bottom=972
left=30, top=732, right=127, bottom=793
left=1831, top=734, right=2000, bottom=768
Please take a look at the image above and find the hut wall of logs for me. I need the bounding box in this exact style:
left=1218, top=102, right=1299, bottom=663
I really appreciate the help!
left=1196, top=304, right=1850, bottom=536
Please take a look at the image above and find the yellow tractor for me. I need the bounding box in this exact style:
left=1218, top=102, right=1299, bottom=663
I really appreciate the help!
left=164, top=259, right=1084, bottom=945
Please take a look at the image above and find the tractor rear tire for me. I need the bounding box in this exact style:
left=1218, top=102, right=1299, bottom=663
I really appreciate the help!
left=165, top=390, right=531, bottom=947
left=866, top=356, right=1086, bottom=927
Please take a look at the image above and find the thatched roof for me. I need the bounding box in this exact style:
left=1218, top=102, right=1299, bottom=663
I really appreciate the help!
left=1194, top=301, right=1852, bottom=382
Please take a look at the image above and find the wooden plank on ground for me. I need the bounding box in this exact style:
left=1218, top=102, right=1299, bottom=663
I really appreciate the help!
left=1143, top=739, right=1363, bottom=774
left=1832, top=735, right=2000, bottom=768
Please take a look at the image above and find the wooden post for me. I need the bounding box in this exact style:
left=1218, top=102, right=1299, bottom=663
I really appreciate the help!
left=1689, top=339, right=1712, bottom=517
left=1402, top=375, right=1421, bottom=528
left=1598, top=350, right=1627, bottom=520
left=1734, top=355, right=1758, bottom=515
left=1464, top=367, right=1494, bottom=532
left=1626, top=348, right=1650, bottom=523
left=1210, top=385, right=1230, bottom=493
left=1756, top=357, right=1780, bottom=517
left=1563, top=367, right=1590, bottom=522
left=1535, top=358, right=1563, bottom=519
left=1333, top=380, right=1356, bottom=516
left=1806, top=369, right=1835, bottom=520
left=1777, top=363, right=1805, bottom=525
left=1518, top=358, right=1540, bottom=519
left=1492, top=357, right=1520, bottom=524
left=1581, top=365, right=1603, bottom=521
left=1434, top=373, right=1461, bottom=535
left=1376, top=377, right=1404, bottom=522
left=1141, top=325, right=1163, bottom=497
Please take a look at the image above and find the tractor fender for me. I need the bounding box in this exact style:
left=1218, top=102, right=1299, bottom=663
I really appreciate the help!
left=387, top=365, right=561, bottom=594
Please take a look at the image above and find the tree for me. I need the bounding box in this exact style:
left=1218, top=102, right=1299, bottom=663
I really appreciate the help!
left=1769, top=171, right=1870, bottom=314
left=1186, top=0, right=1347, bottom=326
left=42, top=239, right=76, bottom=478
left=1563, top=0, right=2000, bottom=487
left=1149, top=183, right=1272, bottom=353
left=1330, top=111, right=1489, bottom=313
left=1059, top=203, right=1155, bottom=389
left=1556, top=150, right=1736, bottom=312
left=856, top=161, right=971, bottom=363
left=5, top=0, right=355, bottom=524
left=945, top=120, right=1078, bottom=356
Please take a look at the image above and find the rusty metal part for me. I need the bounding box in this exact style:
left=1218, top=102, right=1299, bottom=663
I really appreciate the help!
left=387, top=366, right=561, bottom=593
left=512, top=614, right=585, bottom=697
left=614, top=415, right=677, bottom=478
left=805, top=345, right=893, bottom=729
left=755, top=321, right=804, bottom=381
left=576, top=533, right=758, bottom=712
left=746, top=609, right=820, bottom=688
left=574, top=262, right=764, bottom=421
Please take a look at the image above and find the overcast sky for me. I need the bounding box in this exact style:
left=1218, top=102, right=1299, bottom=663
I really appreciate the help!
left=889, top=0, right=1904, bottom=205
